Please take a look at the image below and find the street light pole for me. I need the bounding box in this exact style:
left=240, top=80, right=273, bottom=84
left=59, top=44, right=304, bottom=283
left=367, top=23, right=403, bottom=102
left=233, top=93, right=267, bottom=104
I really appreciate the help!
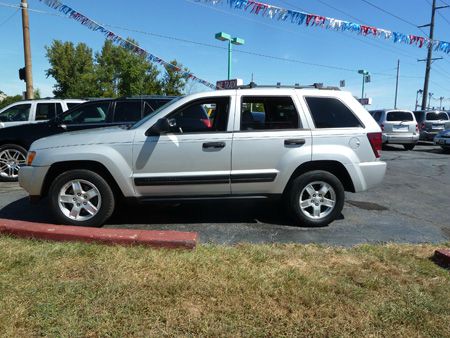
left=358, top=69, right=370, bottom=99
left=215, top=32, right=245, bottom=80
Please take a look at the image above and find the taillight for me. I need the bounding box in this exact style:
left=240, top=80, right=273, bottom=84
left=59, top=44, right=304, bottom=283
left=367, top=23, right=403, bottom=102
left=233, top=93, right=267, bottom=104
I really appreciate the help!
left=367, top=132, right=382, bottom=158
left=421, top=123, right=425, bottom=130
left=416, top=124, right=419, bottom=132
left=380, top=124, right=384, bottom=131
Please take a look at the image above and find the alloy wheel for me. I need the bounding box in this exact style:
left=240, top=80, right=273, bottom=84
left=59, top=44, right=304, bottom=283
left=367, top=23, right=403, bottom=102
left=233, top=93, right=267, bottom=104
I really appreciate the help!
left=58, top=179, right=102, bottom=221
left=299, top=181, right=336, bottom=220
left=0, top=149, right=26, bottom=179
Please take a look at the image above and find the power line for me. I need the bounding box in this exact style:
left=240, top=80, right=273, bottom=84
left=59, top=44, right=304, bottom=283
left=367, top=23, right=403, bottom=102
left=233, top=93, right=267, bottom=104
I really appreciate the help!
left=359, top=0, right=420, bottom=28
left=0, top=7, right=18, bottom=27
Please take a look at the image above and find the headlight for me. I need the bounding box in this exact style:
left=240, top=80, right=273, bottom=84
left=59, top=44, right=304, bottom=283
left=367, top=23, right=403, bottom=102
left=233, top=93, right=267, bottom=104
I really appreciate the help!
left=26, top=151, right=36, bottom=166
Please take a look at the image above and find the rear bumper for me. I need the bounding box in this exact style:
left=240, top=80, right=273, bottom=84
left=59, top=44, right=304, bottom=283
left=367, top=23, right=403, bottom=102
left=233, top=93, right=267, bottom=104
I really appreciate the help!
left=19, top=165, right=49, bottom=197
left=435, top=137, right=450, bottom=148
left=348, top=161, right=387, bottom=192
left=383, top=133, right=419, bottom=144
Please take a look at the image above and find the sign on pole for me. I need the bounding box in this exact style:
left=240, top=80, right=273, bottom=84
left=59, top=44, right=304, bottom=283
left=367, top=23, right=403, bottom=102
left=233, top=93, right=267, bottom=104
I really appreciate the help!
left=216, top=78, right=243, bottom=90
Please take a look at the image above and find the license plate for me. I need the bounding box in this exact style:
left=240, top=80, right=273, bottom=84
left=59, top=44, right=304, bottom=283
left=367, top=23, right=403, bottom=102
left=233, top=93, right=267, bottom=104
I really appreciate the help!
left=432, top=124, right=444, bottom=129
left=393, top=125, right=408, bottom=131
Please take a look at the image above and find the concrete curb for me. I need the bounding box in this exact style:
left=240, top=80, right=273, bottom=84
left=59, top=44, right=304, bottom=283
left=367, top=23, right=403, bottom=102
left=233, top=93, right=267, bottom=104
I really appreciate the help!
left=434, top=249, right=450, bottom=267
left=0, top=219, right=197, bottom=249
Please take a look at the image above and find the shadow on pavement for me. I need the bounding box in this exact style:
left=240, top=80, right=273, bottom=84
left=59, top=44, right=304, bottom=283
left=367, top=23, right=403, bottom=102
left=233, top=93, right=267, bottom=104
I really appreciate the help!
left=0, top=197, right=303, bottom=227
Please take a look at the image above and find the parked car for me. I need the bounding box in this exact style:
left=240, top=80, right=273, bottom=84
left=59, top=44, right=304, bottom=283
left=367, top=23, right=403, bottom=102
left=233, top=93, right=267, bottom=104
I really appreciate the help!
left=0, top=99, right=85, bottom=129
left=0, top=96, right=175, bottom=181
left=369, top=109, right=419, bottom=150
left=413, top=110, right=450, bottom=141
left=434, top=129, right=450, bottom=151
left=20, top=86, right=386, bottom=227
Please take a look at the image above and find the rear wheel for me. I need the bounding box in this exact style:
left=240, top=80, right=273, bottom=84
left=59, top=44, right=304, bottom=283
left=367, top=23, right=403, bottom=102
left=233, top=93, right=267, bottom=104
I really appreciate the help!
left=288, top=170, right=345, bottom=227
left=403, top=144, right=415, bottom=151
left=0, top=144, right=27, bottom=182
left=49, top=169, right=115, bottom=227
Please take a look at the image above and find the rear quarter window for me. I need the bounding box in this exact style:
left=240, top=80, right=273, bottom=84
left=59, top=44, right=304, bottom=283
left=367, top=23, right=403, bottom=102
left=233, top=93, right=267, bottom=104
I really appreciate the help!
left=305, top=97, right=362, bottom=128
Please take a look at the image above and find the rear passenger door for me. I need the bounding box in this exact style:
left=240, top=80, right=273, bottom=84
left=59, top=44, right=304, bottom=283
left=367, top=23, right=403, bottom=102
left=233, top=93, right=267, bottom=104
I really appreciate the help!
left=231, top=91, right=312, bottom=195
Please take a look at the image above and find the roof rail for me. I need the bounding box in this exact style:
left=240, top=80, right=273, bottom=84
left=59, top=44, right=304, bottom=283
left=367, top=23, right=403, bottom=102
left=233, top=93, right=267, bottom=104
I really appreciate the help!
left=236, top=82, right=340, bottom=90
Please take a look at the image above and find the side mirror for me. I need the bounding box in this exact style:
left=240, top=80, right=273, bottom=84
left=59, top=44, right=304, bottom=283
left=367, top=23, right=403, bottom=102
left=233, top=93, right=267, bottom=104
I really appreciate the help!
left=145, top=118, right=177, bottom=136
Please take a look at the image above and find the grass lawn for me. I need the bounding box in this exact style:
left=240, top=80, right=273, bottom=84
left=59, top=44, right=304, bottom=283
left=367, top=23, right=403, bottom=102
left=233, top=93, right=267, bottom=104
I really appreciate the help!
left=0, top=237, right=449, bottom=337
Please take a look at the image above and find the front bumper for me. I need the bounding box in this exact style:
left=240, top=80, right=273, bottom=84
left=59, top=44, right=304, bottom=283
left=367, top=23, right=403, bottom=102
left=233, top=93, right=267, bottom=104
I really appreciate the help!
left=19, top=165, right=50, bottom=197
left=382, top=133, right=419, bottom=144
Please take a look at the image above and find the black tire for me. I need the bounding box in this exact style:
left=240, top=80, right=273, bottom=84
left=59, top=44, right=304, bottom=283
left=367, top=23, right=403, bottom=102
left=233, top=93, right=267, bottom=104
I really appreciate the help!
left=288, top=170, right=345, bottom=227
left=403, top=144, right=415, bottom=151
left=0, top=144, right=27, bottom=182
left=49, top=169, right=115, bottom=227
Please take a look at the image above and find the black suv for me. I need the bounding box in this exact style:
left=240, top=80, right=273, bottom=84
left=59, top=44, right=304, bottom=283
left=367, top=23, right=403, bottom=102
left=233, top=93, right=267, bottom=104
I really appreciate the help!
left=0, top=96, right=176, bottom=181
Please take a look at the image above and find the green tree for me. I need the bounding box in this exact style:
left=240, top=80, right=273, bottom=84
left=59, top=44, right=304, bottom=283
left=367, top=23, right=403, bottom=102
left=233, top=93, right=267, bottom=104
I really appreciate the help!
left=95, top=40, right=162, bottom=97
left=0, top=95, right=23, bottom=110
left=33, top=88, right=41, bottom=99
left=162, top=60, right=189, bottom=96
left=45, top=40, right=99, bottom=98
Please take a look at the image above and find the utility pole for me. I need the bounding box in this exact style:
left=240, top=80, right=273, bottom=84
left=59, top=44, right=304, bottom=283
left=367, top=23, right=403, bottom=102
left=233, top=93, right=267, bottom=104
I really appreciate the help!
left=418, top=0, right=448, bottom=110
left=21, top=0, right=34, bottom=99
left=394, top=59, right=400, bottom=109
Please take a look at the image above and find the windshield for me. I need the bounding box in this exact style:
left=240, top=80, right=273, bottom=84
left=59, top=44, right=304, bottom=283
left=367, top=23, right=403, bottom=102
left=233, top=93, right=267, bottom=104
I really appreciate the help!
left=426, top=112, right=448, bottom=121
left=131, top=96, right=183, bottom=129
left=386, top=111, right=414, bottom=121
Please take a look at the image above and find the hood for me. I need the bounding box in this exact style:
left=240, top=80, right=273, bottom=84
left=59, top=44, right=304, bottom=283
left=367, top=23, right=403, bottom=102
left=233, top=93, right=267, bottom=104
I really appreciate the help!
left=31, top=126, right=134, bottom=150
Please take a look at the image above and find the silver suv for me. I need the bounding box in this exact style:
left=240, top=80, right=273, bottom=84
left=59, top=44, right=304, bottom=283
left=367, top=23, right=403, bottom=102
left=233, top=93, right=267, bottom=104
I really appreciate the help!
left=369, top=109, right=419, bottom=150
left=413, top=110, right=450, bottom=141
left=19, top=86, right=386, bottom=227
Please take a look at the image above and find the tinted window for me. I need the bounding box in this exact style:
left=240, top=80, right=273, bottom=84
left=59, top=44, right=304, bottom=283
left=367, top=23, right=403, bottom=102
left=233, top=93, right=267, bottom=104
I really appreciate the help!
left=305, top=97, right=361, bottom=128
left=372, top=111, right=382, bottom=121
left=143, top=99, right=173, bottom=116
left=0, top=104, right=31, bottom=122
left=56, top=103, right=63, bottom=115
left=426, top=112, right=449, bottom=121
left=386, top=111, right=414, bottom=121
left=114, top=101, right=142, bottom=122
left=36, top=103, right=57, bottom=121
left=62, top=102, right=110, bottom=124
left=67, top=103, right=81, bottom=109
left=168, top=97, right=229, bottom=133
left=241, top=96, right=299, bottom=131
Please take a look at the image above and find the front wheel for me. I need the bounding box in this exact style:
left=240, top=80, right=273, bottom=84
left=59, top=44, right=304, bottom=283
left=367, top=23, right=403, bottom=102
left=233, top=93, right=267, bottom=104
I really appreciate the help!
left=288, top=170, right=345, bottom=227
left=0, top=144, right=27, bottom=182
left=49, top=169, right=115, bottom=227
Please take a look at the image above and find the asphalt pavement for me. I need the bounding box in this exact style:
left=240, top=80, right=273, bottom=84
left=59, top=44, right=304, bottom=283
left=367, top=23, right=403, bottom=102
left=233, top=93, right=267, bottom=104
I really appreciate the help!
left=1, top=143, right=449, bottom=246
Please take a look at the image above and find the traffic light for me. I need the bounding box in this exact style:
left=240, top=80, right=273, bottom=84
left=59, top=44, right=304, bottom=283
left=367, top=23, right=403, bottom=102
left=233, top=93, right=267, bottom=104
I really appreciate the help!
left=19, top=67, right=26, bottom=81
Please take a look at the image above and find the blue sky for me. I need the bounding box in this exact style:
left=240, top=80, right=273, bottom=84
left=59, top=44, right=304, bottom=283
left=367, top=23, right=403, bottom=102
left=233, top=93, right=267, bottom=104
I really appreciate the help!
left=1, top=0, right=450, bottom=110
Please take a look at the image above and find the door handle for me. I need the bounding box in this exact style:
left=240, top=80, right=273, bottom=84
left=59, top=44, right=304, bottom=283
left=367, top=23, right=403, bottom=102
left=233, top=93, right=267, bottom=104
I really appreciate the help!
left=284, top=138, right=306, bottom=146
left=203, top=142, right=226, bottom=149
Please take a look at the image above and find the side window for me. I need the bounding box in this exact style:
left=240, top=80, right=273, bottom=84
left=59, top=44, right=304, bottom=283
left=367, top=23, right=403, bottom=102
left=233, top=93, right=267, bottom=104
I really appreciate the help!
left=0, top=104, right=31, bottom=122
left=305, top=97, right=362, bottom=128
left=168, top=97, right=230, bottom=133
left=143, top=99, right=171, bottom=116
left=36, top=103, right=57, bottom=121
left=67, top=103, right=81, bottom=110
left=56, top=103, right=63, bottom=115
left=114, top=101, right=142, bottom=122
left=413, top=111, right=421, bottom=122
left=240, top=96, right=299, bottom=131
left=372, top=111, right=382, bottom=122
left=62, top=102, right=110, bottom=124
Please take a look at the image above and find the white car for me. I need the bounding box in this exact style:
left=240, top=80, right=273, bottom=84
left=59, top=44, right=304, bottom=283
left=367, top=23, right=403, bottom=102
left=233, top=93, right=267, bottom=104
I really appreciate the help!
left=0, top=99, right=85, bottom=129
left=20, top=85, right=386, bottom=228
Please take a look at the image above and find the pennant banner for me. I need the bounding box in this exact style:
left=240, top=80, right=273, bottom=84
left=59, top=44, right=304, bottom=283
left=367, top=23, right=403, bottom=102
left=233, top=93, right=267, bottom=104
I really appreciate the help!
left=197, top=0, right=450, bottom=54
left=38, top=0, right=217, bottom=89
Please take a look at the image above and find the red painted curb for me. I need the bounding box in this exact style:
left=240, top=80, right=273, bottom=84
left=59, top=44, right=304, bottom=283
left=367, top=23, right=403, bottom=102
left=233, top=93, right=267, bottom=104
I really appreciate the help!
left=0, top=219, right=197, bottom=249
left=434, top=249, right=450, bottom=267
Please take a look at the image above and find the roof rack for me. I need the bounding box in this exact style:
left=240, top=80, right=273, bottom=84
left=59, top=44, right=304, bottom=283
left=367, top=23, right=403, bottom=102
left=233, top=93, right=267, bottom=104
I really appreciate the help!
left=236, top=82, right=340, bottom=90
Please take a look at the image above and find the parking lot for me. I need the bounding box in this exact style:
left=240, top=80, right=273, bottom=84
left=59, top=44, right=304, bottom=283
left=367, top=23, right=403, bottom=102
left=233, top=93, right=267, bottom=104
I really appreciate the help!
left=1, top=143, right=449, bottom=246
